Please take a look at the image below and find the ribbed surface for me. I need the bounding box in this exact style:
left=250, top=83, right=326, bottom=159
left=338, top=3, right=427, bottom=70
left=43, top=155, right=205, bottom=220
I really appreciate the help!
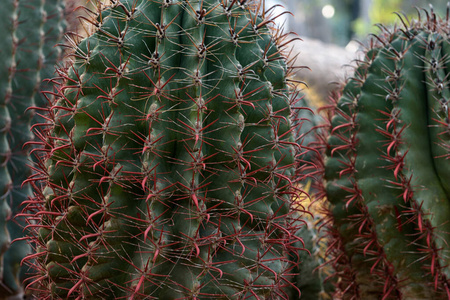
left=0, top=0, right=66, bottom=296
left=319, top=10, right=450, bottom=300
left=0, top=0, right=17, bottom=296
left=24, top=0, right=303, bottom=298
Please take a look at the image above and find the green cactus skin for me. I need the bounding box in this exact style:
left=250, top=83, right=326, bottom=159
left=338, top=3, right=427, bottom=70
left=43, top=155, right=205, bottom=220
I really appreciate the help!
left=34, top=0, right=66, bottom=112
left=318, top=8, right=450, bottom=300
left=22, top=0, right=305, bottom=298
left=0, top=0, right=66, bottom=297
left=292, top=95, right=321, bottom=178
left=284, top=210, right=335, bottom=300
left=3, top=0, right=45, bottom=294
left=0, top=0, right=17, bottom=296
left=318, top=43, right=403, bottom=299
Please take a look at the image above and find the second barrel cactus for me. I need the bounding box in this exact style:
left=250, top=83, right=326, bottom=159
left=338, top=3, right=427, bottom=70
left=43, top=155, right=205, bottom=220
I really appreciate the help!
left=319, top=7, right=450, bottom=300
left=0, top=0, right=65, bottom=297
left=22, top=0, right=306, bottom=298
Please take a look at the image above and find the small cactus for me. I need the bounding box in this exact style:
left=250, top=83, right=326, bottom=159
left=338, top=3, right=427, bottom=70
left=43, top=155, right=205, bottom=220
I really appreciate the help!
left=22, top=0, right=307, bottom=298
left=317, top=7, right=450, bottom=300
left=0, top=0, right=65, bottom=297
left=292, top=95, right=321, bottom=179
left=285, top=184, right=335, bottom=300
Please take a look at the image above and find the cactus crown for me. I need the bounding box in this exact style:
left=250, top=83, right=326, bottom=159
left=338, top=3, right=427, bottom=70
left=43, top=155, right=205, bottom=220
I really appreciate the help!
left=23, top=0, right=306, bottom=298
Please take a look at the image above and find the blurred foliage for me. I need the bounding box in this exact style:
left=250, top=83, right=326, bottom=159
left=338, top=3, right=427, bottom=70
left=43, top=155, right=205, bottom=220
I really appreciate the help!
left=353, top=0, right=446, bottom=39
left=353, top=0, right=401, bottom=36
left=290, top=0, right=448, bottom=46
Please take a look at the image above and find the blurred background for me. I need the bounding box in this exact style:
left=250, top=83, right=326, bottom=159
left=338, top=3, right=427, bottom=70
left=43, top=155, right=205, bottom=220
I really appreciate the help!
left=261, top=0, right=448, bottom=102
left=270, top=0, right=446, bottom=46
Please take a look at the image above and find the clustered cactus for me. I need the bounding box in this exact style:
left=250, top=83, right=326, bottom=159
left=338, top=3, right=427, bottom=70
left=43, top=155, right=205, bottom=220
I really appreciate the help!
left=318, top=7, right=450, bottom=299
left=3, top=0, right=449, bottom=298
left=21, top=0, right=309, bottom=298
left=0, top=0, right=65, bottom=297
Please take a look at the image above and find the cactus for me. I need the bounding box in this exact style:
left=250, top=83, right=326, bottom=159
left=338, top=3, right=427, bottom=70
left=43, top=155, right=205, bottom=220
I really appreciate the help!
left=294, top=216, right=334, bottom=300
left=0, top=1, right=16, bottom=295
left=292, top=94, right=321, bottom=178
left=22, top=0, right=306, bottom=298
left=0, top=0, right=66, bottom=297
left=284, top=184, right=335, bottom=300
left=34, top=0, right=66, bottom=111
left=318, top=7, right=450, bottom=299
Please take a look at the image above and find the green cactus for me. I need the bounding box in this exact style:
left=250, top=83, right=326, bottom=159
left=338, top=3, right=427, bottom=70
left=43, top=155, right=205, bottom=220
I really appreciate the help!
left=284, top=197, right=335, bottom=300
left=0, top=1, right=16, bottom=296
left=319, top=7, right=450, bottom=299
left=0, top=0, right=66, bottom=297
left=22, top=0, right=306, bottom=298
left=34, top=0, right=66, bottom=111
left=292, top=95, right=321, bottom=178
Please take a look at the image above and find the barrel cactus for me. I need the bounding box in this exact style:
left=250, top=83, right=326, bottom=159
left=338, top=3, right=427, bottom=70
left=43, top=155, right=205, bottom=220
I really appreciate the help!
left=318, top=7, right=450, bottom=299
left=0, top=0, right=65, bottom=297
left=22, top=0, right=307, bottom=298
